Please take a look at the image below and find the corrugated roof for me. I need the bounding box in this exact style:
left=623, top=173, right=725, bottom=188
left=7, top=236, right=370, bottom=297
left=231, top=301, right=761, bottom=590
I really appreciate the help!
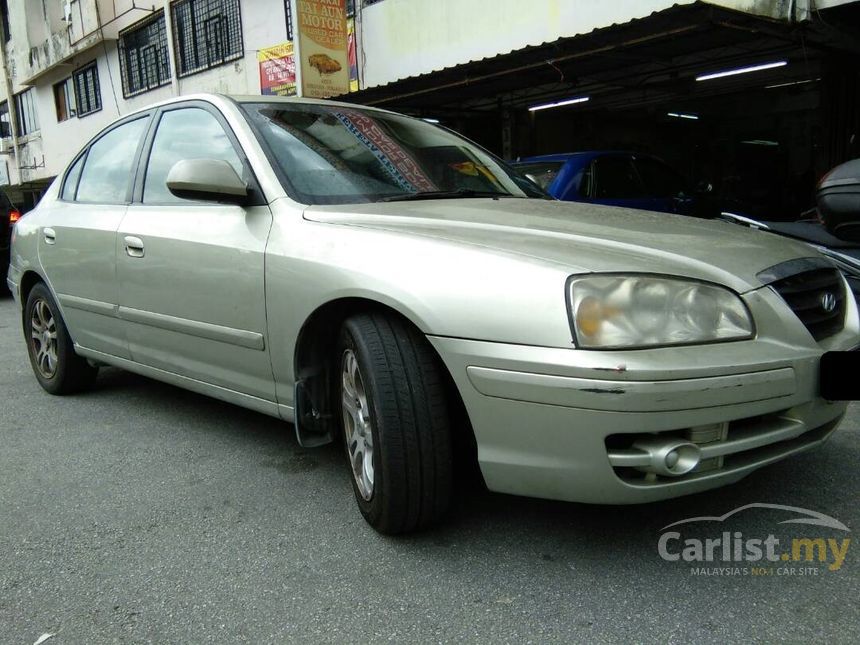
left=342, top=1, right=815, bottom=110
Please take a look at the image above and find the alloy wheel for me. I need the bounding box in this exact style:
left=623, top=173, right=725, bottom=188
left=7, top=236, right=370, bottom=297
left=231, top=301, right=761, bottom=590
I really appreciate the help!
left=30, top=299, right=58, bottom=379
left=341, top=348, right=375, bottom=500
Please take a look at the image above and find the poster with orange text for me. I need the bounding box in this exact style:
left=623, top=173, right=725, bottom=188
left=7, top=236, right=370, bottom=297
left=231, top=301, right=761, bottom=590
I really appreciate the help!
left=296, top=0, right=350, bottom=98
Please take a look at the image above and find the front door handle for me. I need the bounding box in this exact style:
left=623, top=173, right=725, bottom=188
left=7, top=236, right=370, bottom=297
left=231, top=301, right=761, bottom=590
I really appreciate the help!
left=43, top=227, right=56, bottom=245
left=124, top=235, right=145, bottom=258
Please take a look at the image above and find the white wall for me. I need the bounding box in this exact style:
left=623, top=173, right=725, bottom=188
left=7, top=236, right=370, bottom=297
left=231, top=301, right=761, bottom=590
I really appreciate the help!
left=356, top=0, right=805, bottom=88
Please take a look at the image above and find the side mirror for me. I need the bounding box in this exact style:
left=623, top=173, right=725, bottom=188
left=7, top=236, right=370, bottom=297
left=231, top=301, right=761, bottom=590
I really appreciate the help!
left=818, top=158, right=860, bottom=242
left=166, top=158, right=248, bottom=204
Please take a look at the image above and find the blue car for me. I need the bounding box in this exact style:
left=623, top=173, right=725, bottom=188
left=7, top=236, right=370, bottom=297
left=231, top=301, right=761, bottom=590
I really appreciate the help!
left=512, top=151, right=698, bottom=215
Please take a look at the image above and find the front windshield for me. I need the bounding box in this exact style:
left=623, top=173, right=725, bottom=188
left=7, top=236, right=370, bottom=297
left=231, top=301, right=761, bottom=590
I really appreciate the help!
left=241, top=102, right=546, bottom=205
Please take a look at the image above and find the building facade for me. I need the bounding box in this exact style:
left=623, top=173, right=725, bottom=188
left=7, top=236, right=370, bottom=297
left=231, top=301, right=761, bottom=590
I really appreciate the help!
left=0, top=0, right=858, bottom=216
left=0, top=0, right=291, bottom=208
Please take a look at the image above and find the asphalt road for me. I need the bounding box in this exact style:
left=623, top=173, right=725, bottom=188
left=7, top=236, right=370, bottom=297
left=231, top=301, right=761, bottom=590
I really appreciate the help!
left=1, top=292, right=859, bottom=644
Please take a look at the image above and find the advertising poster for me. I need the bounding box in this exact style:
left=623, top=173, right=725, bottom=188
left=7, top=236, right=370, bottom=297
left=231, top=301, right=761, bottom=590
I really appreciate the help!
left=296, top=0, right=350, bottom=98
left=347, top=17, right=359, bottom=92
left=258, top=42, right=297, bottom=96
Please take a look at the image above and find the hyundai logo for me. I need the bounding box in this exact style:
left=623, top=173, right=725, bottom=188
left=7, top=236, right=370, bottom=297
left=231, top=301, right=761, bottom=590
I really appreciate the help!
left=820, top=292, right=838, bottom=313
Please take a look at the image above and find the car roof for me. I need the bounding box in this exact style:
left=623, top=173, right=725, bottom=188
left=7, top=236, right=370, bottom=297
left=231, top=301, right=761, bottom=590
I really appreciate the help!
left=120, top=92, right=400, bottom=120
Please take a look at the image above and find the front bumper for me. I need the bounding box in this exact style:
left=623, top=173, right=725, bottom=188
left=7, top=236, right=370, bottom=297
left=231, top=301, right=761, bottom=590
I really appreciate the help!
left=429, top=289, right=858, bottom=504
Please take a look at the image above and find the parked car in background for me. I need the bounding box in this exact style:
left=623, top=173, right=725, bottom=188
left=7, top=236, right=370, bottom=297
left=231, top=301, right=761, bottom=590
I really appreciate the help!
left=719, top=213, right=860, bottom=300
left=1, top=190, right=21, bottom=293
left=512, top=151, right=703, bottom=215
left=7, top=94, right=860, bottom=534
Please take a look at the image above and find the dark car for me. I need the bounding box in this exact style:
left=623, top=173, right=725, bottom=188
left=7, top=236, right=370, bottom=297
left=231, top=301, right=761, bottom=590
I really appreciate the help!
left=1, top=189, right=20, bottom=291
left=512, top=151, right=700, bottom=215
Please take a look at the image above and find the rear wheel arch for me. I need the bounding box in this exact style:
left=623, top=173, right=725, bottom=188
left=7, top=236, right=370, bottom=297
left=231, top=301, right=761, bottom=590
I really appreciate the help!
left=19, top=270, right=45, bottom=306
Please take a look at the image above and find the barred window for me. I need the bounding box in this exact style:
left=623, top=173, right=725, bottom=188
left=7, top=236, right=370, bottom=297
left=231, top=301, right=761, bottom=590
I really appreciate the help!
left=73, top=62, right=102, bottom=117
left=119, top=12, right=172, bottom=98
left=284, top=0, right=292, bottom=40
left=0, top=101, right=10, bottom=138
left=171, top=0, right=243, bottom=78
left=15, top=89, right=39, bottom=136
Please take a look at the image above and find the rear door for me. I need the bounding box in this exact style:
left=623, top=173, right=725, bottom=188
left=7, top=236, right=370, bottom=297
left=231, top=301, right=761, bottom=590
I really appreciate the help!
left=116, top=102, right=275, bottom=401
left=37, top=114, right=151, bottom=358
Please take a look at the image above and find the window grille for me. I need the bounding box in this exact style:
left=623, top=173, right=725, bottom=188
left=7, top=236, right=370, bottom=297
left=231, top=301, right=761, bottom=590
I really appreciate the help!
left=284, top=0, right=292, bottom=40
left=119, top=12, right=172, bottom=98
left=73, top=62, right=101, bottom=117
left=171, top=0, right=243, bottom=78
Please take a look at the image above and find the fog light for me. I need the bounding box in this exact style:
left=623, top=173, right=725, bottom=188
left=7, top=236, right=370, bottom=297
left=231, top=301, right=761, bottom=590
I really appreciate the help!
left=632, top=438, right=702, bottom=477
left=665, top=450, right=680, bottom=469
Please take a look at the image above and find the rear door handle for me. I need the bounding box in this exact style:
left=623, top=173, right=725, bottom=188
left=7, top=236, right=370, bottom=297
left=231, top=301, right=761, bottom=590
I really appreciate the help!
left=124, top=235, right=145, bottom=258
left=43, top=227, right=56, bottom=245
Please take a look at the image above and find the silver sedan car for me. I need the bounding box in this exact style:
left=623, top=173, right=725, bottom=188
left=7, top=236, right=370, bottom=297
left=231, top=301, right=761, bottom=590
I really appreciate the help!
left=7, top=94, right=859, bottom=533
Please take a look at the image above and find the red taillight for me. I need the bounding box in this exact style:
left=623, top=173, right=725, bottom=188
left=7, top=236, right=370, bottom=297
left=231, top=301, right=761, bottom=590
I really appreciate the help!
left=9, top=210, right=20, bottom=225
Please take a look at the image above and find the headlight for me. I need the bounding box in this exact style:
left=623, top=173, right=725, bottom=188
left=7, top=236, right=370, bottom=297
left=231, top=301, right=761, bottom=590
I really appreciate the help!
left=568, top=274, right=754, bottom=349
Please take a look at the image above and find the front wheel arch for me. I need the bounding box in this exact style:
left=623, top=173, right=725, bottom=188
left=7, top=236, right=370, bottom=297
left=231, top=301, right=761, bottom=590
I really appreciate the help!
left=293, top=297, right=479, bottom=480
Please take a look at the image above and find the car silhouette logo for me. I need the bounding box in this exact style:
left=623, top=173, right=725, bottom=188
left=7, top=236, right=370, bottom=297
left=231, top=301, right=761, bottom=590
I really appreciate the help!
left=820, top=292, right=837, bottom=313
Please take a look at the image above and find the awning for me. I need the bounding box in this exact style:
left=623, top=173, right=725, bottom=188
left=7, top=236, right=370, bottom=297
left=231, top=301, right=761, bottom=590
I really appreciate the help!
left=343, top=2, right=859, bottom=114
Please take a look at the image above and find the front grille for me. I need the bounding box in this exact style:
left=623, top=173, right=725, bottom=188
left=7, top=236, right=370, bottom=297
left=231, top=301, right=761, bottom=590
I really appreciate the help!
left=770, top=268, right=845, bottom=341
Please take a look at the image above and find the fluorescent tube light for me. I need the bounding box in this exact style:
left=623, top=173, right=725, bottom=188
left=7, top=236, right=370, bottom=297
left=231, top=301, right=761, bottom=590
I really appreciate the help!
left=667, top=112, right=699, bottom=120
left=696, top=60, right=787, bottom=82
left=529, top=96, right=590, bottom=112
left=741, top=140, right=779, bottom=146
left=765, top=77, right=820, bottom=89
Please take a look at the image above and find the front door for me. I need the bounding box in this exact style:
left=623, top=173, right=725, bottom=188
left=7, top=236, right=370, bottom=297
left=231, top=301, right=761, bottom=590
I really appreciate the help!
left=116, top=104, right=275, bottom=401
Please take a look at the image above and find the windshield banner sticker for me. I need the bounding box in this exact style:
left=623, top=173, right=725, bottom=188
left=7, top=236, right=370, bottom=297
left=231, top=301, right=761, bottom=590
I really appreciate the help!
left=334, top=111, right=437, bottom=193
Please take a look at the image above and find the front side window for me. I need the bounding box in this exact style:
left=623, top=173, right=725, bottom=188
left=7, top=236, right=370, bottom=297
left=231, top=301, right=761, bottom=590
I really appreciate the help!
left=76, top=117, right=149, bottom=203
left=592, top=156, right=645, bottom=200
left=143, top=107, right=243, bottom=203
left=119, top=13, right=172, bottom=97
left=171, top=0, right=243, bottom=77
left=73, top=62, right=102, bottom=117
left=242, top=102, right=544, bottom=205
left=15, top=89, right=39, bottom=136
left=635, top=157, right=688, bottom=198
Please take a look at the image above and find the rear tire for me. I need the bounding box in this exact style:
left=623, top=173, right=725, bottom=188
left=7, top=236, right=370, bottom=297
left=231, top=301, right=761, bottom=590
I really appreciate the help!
left=337, top=313, right=453, bottom=534
left=24, top=283, right=98, bottom=395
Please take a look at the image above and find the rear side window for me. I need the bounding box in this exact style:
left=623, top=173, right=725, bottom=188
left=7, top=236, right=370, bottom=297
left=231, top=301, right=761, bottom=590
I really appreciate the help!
left=143, top=107, right=243, bottom=204
left=76, top=116, right=148, bottom=203
left=513, top=162, right=563, bottom=190
left=593, top=156, right=645, bottom=199
left=61, top=154, right=85, bottom=201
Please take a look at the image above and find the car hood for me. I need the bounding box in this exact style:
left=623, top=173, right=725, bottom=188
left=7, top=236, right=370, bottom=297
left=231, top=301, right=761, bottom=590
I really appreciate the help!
left=303, top=198, right=820, bottom=293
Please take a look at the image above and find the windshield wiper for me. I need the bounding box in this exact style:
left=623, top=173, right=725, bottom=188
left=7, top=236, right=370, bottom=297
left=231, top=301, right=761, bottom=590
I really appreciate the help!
left=376, top=189, right=515, bottom=203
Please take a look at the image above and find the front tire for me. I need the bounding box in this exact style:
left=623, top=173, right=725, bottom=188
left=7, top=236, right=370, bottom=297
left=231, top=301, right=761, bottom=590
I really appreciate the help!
left=337, top=313, right=453, bottom=534
left=24, top=283, right=98, bottom=395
